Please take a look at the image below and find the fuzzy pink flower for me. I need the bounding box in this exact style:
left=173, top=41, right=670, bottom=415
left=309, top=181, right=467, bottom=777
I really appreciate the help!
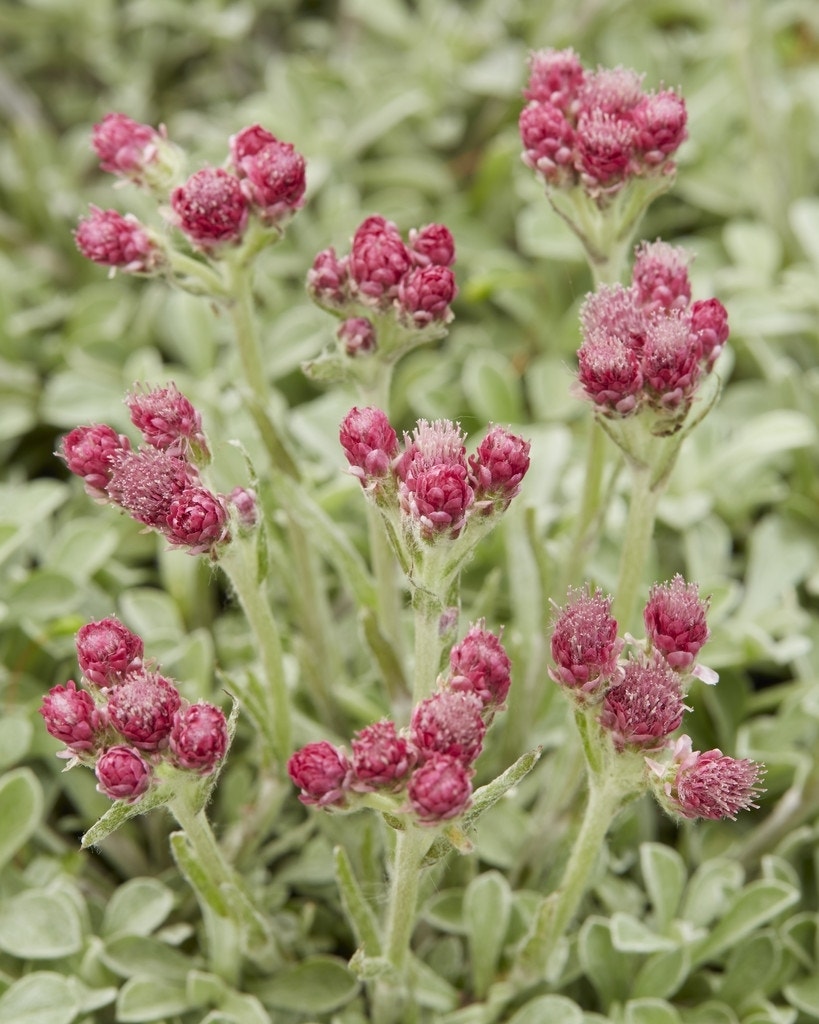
left=469, top=427, right=531, bottom=507
left=166, top=487, right=230, bottom=555
left=107, top=669, right=182, bottom=751
left=395, top=419, right=468, bottom=482
left=641, top=315, right=701, bottom=409
left=397, top=266, right=457, bottom=327
left=600, top=655, right=687, bottom=751
left=229, top=124, right=278, bottom=165
left=666, top=739, right=764, bottom=820
left=228, top=487, right=258, bottom=528
left=75, top=617, right=144, bottom=687
left=59, top=424, right=131, bottom=498
left=40, top=680, right=107, bottom=755
left=339, top=406, right=399, bottom=481
left=235, top=139, right=306, bottom=223
left=95, top=745, right=153, bottom=802
left=307, top=247, right=350, bottom=309
left=400, top=463, right=474, bottom=538
left=632, top=240, right=692, bottom=312
left=575, top=109, right=637, bottom=192
left=524, top=47, right=586, bottom=108
left=106, top=447, right=197, bottom=528
left=644, top=575, right=710, bottom=669
left=91, top=113, right=162, bottom=179
left=411, top=691, right=485, bottom=766
left=689, top=298, right=729, bottom=368
left=75, top=207, right=160, bottom=273
left=408, top=753, right=472, bottom=823
left=350, top=719, right=413, bottom=791
left=126, top=383, right=208, bottom=461
left=448, top=622, right=511, bottom=712
left=519, top=102, right=576, bottom=184
left=579, top=67, right=644, bottom=118
left=633, top=90, right=688, bottom=163
left=577, top=333, right=644, bottom=414
left=408, top=223, right=456, bottom=267
left=169, top=701, right=228, bottom=774
left=580, top=284, right=648, bottom=349
left=550, top=587, right=623, bottom=693
left=287, top=741, right=351, bottom=807
left=349, top=216, right=412, bottom=305
left=338, top=317, right=377, bottom=357
left=170, top=168, right=248, bottom=250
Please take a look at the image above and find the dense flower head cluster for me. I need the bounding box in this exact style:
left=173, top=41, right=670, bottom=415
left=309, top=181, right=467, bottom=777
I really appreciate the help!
left=40, top=621, right=229, bottom=801
left=229, top=123, right=306, bottom=226
left=339, top=408, right=530, bottom=544
left=576, top=241, right=729, bottom=419
left=60, top=383, right=250, bottom=557
left=288, top=624, right=511, bottom=824
left=550, top=580, right=763, bottom=821
left=520, top=49, right=687, bottom=200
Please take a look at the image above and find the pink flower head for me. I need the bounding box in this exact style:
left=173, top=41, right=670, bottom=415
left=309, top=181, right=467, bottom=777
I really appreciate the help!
left=408, top=753, right=472, bottom=823
left=633, top=89, right=688, bottom=164
left=75, top=617, right=144, bottom=687
left=641, top=314, right=702, bottom=409
left=126, top=383, right=209, bottom=461
left=410, top=690, right=486, bottom=766
left=166, top=487, right=230, bottom=555
left=580, top=283, right=648, bottom=350
left=579, top=67, right=645, bottom=118
left=575, top=109, right=637, bottom=192
left=599, top=654, right=687, bottom=751
left=91, top=113, right=162, bottom=180
left=59, top=424, right=131, bottom=498
left=468, top=426, right=531, bottom=508
left=106, top=447, right=197, bottom=528
left=169, top=701, right=228, bottom=774
left=524, top=47, right=586, bottom=109
left=400, top=463, right=474, bottom=538
left=550, top=587, right=623, bottom=693
left=235, top=139, right=306, bottom=224
left=75, top=207, right=160, bottom=273
left=40, top=680, right=107, bottom=755
left=448, top=621, right=511, bottom=712
left=170, top=168, right=248, bottom=251
left=408, top=223, right=456, bottom=267
left=349, top=216, right=412, bottom=306
left=95, top=745, right=153, bottom=802
left=667, top=739, right=765, bottom=820
left=519, top=102, right=576, bottom=184
left=287, top=741, right=351, bottom=807
left=632, top=240, right=692, bottom=313
left=689, top=298, right=729, bottom=369
left=339, top=406, right=399, bottom=482
left=228, top=486, right=258, bottom=528
left=396, top=418, right=468, bottom=481
left=577, top=332, right=644, bottom=414
left=229, top=124, right=278, bottom=164
left=307, top=247, right=350, bottom=309
left=350, top=719, right=413, bottom=792
left=338, top=317, right=377, bottom=357
left=107, top=668, right=182, bottom=751
left=644, top=575, right=710, bottom=669
left=397, top=265, right=457, bottom=327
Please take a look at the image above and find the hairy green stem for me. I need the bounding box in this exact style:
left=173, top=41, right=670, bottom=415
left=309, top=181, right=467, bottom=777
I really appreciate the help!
left=559, top=421, right=609, bottom=593
left=612, top=462, right=661, bottom=634
left=411, top=588, right=445, bottom=705
left=225, top=261, right=268, bottom=405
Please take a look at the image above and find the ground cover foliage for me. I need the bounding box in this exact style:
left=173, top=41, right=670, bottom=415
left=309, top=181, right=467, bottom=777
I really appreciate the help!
left=3, top=0, right=819, bottom=1022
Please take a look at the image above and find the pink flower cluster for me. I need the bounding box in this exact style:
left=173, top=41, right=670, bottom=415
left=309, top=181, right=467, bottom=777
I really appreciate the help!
left=76, top=115, right=306, bottom=268
left=307, top=216, right=458, bottom=355
left=339, top=408, right=530, bottom=539
left=550, top=578, right=763, bottom=820
left=287, top=623, right=511, bottom=824
left=59, top=382, right=254, bottom=556
left=40, top=618, right=229, bottom=802
left=576, top=241, right=729, bottom=417
left=519, top=49, right=687, bottom=200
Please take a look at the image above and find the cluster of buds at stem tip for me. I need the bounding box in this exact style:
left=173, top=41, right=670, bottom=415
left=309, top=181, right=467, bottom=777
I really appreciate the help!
left=576, top=240, right=729, bottom=431
left=549, top=580, right=764, bottom=821
left=519, top=49, right=687, bottom=202
left=58, top=382, right=257, bottom=556
left=40, top=620, right=229, bottom=802
left=288, top=624, right=511, bottom=825
left=305, top=216, right=458, bottom=368
left=77, top=116, right=305, bottom=270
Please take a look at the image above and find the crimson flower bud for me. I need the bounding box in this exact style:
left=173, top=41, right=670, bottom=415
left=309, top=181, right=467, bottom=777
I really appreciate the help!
left=469, top=426, right=531, bottom=508
left=408, top=223, right=456, bottom=267
left=400, top=463, right=474, bottom=538
left=410, top=691, right=485, bottom=766
left=550, top=587, right=622, bottom=693
left=396, top=265, right=457, bottom=327
left=408, top=753, right=472, bottom=823
left=91, top=113, right=162, bottom=179
left=641, top=315, right=701, bottom=409
left=338, top=317, right=377, bottom=357
left=229, top=123, right=278, bottom=164
left=524, top=47, right=586, bottom=108
left=107, top=669, right=182, bottom=751
left=170, top=168, right=248, bottom=251
left=659, top=738, right=765, bottom=821
left=644, top=575, right=710, bottom=669
left=126, top=383, right=209, bottom=461
left=600, top=655, right=687, bottom=751
left=632, top=90, right=688, bottom=163
left=632, top=240, right=692, bottom=313
left=40, top=681, right=107, bottom=755
left=95, top=745, right=153, bottom=802
left=577, top=333, right=643, bottom=414
left=228, top=487, right=258, bottom=528
left=579, top=67, right=644, bottom=118
left=287, top=741, right=351, bottom=807
left=349, top=216, right=412, bottom=306
left=339, top=406, right=399, bottom=482
left=235, top=139, right=306, bottom=224
left=75, top=617, right=144, bottom=687
left=350, top=720, right=413, bottom=792
left=689, top=298, right=729, bottom=368
left=169, top=701, right=228, bottom=774
left=307, top=247, right=350, bottom=309
left=519, top=102, right=575, bottom=184
left=448, top=622, right=511, bottom=712
left=75, top=207, right=160, bottom=273
left=59, top=424, right=131, bottom=498
left=574, top=109, right=637, bottom=192
left=165, top=487, right=230, bottom=555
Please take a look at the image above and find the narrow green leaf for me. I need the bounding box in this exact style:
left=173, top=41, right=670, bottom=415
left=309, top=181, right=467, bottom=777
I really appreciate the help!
left=632, top=946, right=690, bottom=1001
left=691, top=880, right=799, bottom=967
left=252, top=956, right=359, bottom=1013
left=0, top=768, right=42, bottom=870
left=579, top=916, right=638, bottom=1007
left=464, top=871, right=511, bottom=999
left=640, top=842, right=687, bottom=932
left=505, top=995, right=585, bottom=1024
left=101, top=877, right=175, bottom=938
left=82, top=782, right=172, bottom=848
left=333, top=846, right=382, bottom=957
left=610, top=913, right=677, bottom=954
left=100, top=935, right=198, bottom=982
left=115, top=976, right=193, bottom=1022
left=718, top=930, right=780, bottom=1006
left=0, top=972, right=78, bottom=1024
left=623, top=998, right=681, bottom=1024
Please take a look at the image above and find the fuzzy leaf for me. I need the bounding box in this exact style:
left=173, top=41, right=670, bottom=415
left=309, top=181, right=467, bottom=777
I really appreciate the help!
left=623, top=998, right=681, bottom=1024
left=464, top=871, right=511, bottom=999
left=505, top=995, right=585, bottom=1024
left=579, top=916, right=638, bottom=1007
left=115, top=976, right=193, bottom=1022
left=0, top=889, right=83, bottom=959
left=632, top=946, right=690, bottom=1001
left=0, top=972, right=79, bottom=1024
left=610, top=913, right=677, bottom=954
left=252, top=956, right=359, bottom=1013
left=102, top=877, right=176, bottom=938
left=81, top=782, right=174, bottom=848
left=785, top=974, right=819, bottom=1017
left=690, top=880, right=799, bottom=968
left=640, top=842, right=687, bottom=932
left=101, top=935, right=199, bottom=982
left=333, top=845, right=382, bottom=957
left=0, top=768, right=42, bottom=871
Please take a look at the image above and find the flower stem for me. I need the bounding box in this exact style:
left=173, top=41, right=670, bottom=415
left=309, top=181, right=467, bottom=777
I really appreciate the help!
left=612, top=461, right=661, bottom=634
left=225, top=260, right=268, bottom=406
left=411, top=588, right=445, bottom=706
left=559, top=420, right=609, bottom=593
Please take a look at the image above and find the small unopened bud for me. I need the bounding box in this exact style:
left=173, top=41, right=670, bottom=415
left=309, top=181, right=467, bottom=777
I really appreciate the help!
left=91, top=113, right=162, bottom=181
left=577, top=332, right=643, bottom=415
left=350, top=720, right=413, bottom=792
left=338, top=317, right=377, bottom=357
left=632, top=90, right=688, bottom=164
left=399, top=463, right=474, bottom=539
left=166, top=487, right=230, bottom=555
left=524, top=47, right=586, bottom=108
left=689, top=298, right=729, bottom=368
left=59, top=424, right=131, bottom=498
left=644, top=575, right=710, bottom=669
left=228, top=487, right=258, bottom=528
left=641, top=315, right=701, bottom=409
left=170, top=168, right=248, bottom=251
left=229, top=124, right=278, bottom=164
left=107, top=669, right=182, bottom=751
left=349, top=216, right=412, bottom=306
left=95, top=745, right=153, bottom=802
left=396, top=265, right=457, bottom=327
left=339, top=406, right=398, bottom=482
left=658, top=737, right=765, bottom=821
left=235, top=138, right=306, bottom=225
left=411, top=691, right=485, bottom=766
left=448, top=622, right=511, bottom=712
left=408, top=753, right=472, bottom=823
left=307, top=247, right=350, bottom=309
left=40, top=681, right=107, bottom=755
left=549, top=587, right=622, bottom=694
left=287, top=741, right=351, bottom=807
left=126, top=383, right=209, bottom=462
left=469, top=426, right=531, bottom=508
left=574, top=109, right=636, bottom=192
left=408, top=223, right=456, bottom=267
left=75, top=617, right=144, bottom=687
left=75, top=207, right=161, bottom=273
left=519, top=102, right=575, bottom=184
left=632, top=240, right=692, bottom=312
left=169, top=701, right=228, bottom=774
